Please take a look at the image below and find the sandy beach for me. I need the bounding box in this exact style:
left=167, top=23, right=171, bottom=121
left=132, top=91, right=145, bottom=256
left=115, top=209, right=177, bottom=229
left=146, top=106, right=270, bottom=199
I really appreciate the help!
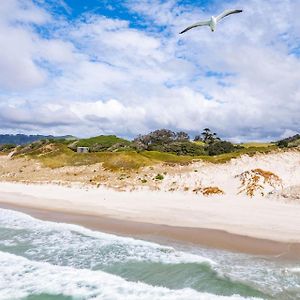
left=1, top=181, right=300, bottom=257
left=0, top=150, right=299, bottom=257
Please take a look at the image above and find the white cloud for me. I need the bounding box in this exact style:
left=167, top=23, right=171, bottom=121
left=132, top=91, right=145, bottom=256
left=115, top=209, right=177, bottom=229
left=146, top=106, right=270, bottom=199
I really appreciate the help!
left=0, top=0, right=299, bottom=140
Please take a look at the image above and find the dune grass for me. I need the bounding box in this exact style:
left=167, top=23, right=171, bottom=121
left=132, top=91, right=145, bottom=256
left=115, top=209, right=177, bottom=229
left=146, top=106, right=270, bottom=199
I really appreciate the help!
left=19, top=140, right=279, bottom=171
left=198, top=145, right=277, bottom=163
left=140, top=151, right=195, bottom=164
left=27, top=145, right=151, bottom=171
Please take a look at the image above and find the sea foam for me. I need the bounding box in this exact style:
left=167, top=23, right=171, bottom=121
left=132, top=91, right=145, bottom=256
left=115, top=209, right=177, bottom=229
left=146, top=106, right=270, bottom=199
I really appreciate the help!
left=0, top=251, right=262, bottom=300
left=0, top=208, right=215, bottom=266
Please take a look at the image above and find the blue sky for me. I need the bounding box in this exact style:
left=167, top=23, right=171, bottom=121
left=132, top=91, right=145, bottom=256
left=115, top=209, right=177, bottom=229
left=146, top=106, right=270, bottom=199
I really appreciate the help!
left=0, top=0, right=299, bottom=141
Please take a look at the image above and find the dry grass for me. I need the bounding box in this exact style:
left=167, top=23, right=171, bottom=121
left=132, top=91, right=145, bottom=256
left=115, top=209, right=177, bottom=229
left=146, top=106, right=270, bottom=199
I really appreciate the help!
left=140, top=151, right=195, bottom=164
left=201, top=186, right=224, bottom=196
left=237, top=168, right=282, bottom=197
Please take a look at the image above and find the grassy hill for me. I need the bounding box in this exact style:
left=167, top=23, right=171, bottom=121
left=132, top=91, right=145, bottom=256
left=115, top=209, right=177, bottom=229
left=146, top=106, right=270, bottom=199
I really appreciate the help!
left=8, top=130, right=299, bottom=172
left=74, top=135, right=132, bottom=152
left=10, top=138, right=278, bottom=171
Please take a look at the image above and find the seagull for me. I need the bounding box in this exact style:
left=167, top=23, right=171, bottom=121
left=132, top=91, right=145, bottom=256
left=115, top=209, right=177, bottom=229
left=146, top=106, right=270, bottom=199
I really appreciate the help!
left=179, top=9, right=243, bottom=34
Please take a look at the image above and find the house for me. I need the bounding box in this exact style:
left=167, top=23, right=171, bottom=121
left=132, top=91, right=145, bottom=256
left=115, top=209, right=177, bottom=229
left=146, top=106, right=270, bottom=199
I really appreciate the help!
left=77, top=147, right=89, bottom=153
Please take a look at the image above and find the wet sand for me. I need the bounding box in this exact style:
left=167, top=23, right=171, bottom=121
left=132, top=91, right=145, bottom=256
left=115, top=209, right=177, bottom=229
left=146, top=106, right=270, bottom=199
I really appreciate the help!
left=1, top=202, right=300, bottom=259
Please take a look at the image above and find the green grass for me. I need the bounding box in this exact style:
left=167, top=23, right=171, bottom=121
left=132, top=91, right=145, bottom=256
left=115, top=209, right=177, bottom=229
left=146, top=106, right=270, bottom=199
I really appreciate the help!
left=193, top=141, right=206, bottom=146
left=198, top=145, right=277, bottom=163
left=76, top=135, right=131, bottom=148
left=21, top=143, right=151, bottom=171
left=239, top=142, right=275, bottom=148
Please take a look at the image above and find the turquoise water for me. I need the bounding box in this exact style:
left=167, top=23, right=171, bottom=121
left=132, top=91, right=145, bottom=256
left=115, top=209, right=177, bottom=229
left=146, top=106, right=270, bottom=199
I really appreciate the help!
left=0, top=208, right=300, bottom=300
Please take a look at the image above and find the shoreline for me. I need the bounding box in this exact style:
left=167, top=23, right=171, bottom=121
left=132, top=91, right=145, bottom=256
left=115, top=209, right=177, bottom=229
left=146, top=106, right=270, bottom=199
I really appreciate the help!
left=0, top=180, right=300, bottom=258
left=1, top=200, right=300, bottom=259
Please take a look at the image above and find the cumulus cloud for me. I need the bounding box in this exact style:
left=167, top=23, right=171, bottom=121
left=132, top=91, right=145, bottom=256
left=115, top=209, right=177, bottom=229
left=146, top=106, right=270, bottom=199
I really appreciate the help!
left=0, top=0, right=299, bottom=140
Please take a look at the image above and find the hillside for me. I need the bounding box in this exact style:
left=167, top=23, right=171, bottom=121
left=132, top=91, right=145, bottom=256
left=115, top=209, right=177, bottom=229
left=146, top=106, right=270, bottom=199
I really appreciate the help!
left=4, top=129, right=299, bottom=171
left=74, top=135, right=131, bottom=152
left=10, top=138, right=278, bottom=171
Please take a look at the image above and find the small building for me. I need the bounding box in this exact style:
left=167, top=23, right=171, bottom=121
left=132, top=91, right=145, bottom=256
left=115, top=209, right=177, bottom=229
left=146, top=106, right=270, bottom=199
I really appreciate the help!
left=77, top=147, right=90, bottom=153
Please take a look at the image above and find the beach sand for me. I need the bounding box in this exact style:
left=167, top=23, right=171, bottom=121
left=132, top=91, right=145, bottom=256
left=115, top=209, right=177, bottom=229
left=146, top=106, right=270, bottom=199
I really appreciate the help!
left=1, top=182, right=300, bottom=258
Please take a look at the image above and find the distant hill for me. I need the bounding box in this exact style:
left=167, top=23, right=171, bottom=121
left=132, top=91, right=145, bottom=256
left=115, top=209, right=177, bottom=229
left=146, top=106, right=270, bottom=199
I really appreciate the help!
left=0, top=134, right=77, bottom=146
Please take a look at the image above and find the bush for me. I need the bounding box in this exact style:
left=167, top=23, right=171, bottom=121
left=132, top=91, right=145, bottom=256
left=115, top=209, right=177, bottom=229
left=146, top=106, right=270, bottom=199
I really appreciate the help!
left=0, top=144, right=16, bottom=152
left=154, top=173, right=164, bottom=180
left=161, top=142, right=205, bottom=156
left=206, top=141, right=235, bottom=156
left=277, top=140, right=288, bottom=148
left=276, top=134, right=300, bottom=148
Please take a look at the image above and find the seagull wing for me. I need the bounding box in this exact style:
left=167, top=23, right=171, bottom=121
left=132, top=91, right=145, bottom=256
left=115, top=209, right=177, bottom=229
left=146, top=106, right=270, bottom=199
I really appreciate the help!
left=179, top=20, right=210, bottom=34
left=216, top=9, right=243, bottom=22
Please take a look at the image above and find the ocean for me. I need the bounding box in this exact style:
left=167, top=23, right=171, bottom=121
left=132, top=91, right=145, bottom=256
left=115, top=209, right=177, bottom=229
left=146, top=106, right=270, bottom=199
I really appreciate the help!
left=0, top=208, right=299, bottom=300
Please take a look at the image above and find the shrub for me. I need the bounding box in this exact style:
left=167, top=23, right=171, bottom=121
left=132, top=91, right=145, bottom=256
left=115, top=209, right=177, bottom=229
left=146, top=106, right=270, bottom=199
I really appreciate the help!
left=276, top=134, right=300, bottom=148
left=202, top=186, right=224, bottom=196
left=154, top=173, right=164, bottom=180
left=148, top=141, right=205, bottom=156
left=0, top=144, right=16, bottom=152
left=277, top=140, right=288, bottom=148
left=206, top=141, right=235, bottom=156
left=236, top=168, right=282, bottom=197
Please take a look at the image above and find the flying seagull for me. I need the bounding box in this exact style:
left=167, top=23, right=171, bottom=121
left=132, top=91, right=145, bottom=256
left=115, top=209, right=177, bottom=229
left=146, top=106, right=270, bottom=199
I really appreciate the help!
left=179, top=9, right=243, bottom=34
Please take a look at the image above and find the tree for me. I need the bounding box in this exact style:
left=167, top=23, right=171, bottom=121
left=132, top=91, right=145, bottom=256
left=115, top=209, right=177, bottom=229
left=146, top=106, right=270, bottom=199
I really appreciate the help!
left=206, top=141, right=235, bottom=156
left=133, top=129, right=176, bottom=150
left=201, top=128, right=220, bottom=144
left=194, top=135, right=202, bottom=142
left=176, top=131, right=190, bottom=142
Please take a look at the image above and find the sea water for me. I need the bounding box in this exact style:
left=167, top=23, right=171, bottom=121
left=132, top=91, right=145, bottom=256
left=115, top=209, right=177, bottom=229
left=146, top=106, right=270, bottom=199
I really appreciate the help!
left=0, top=208, right=299, bottom=300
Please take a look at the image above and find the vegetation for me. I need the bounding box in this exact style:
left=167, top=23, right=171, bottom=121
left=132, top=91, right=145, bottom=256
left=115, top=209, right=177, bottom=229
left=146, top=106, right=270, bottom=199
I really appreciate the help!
left=201, top=186, right=224, bottom=196
left=236, top=168, right=282, bottom=197
left=154, top=173, right=164, bottom=180
left=276, top=134, right=300, bottom=148
left=74, top=135, right=131, bottom=152
left=140, top=151, right=195, bottom=164
left=8, top=128, right=295, bottom=172
left=133, top=129, right=190, bottom=150
left=206, top=141, right=236, bottom=156
left=200, top=128, right=220, bottom=144
left=0, top=144, right=16, bottom=153
left=240, top=142, right=275, bottom=148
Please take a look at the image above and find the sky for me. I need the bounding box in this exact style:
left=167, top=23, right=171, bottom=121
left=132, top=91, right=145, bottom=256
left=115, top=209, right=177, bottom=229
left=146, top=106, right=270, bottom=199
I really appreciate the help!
left=0, top=0, right=299, bottom=141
